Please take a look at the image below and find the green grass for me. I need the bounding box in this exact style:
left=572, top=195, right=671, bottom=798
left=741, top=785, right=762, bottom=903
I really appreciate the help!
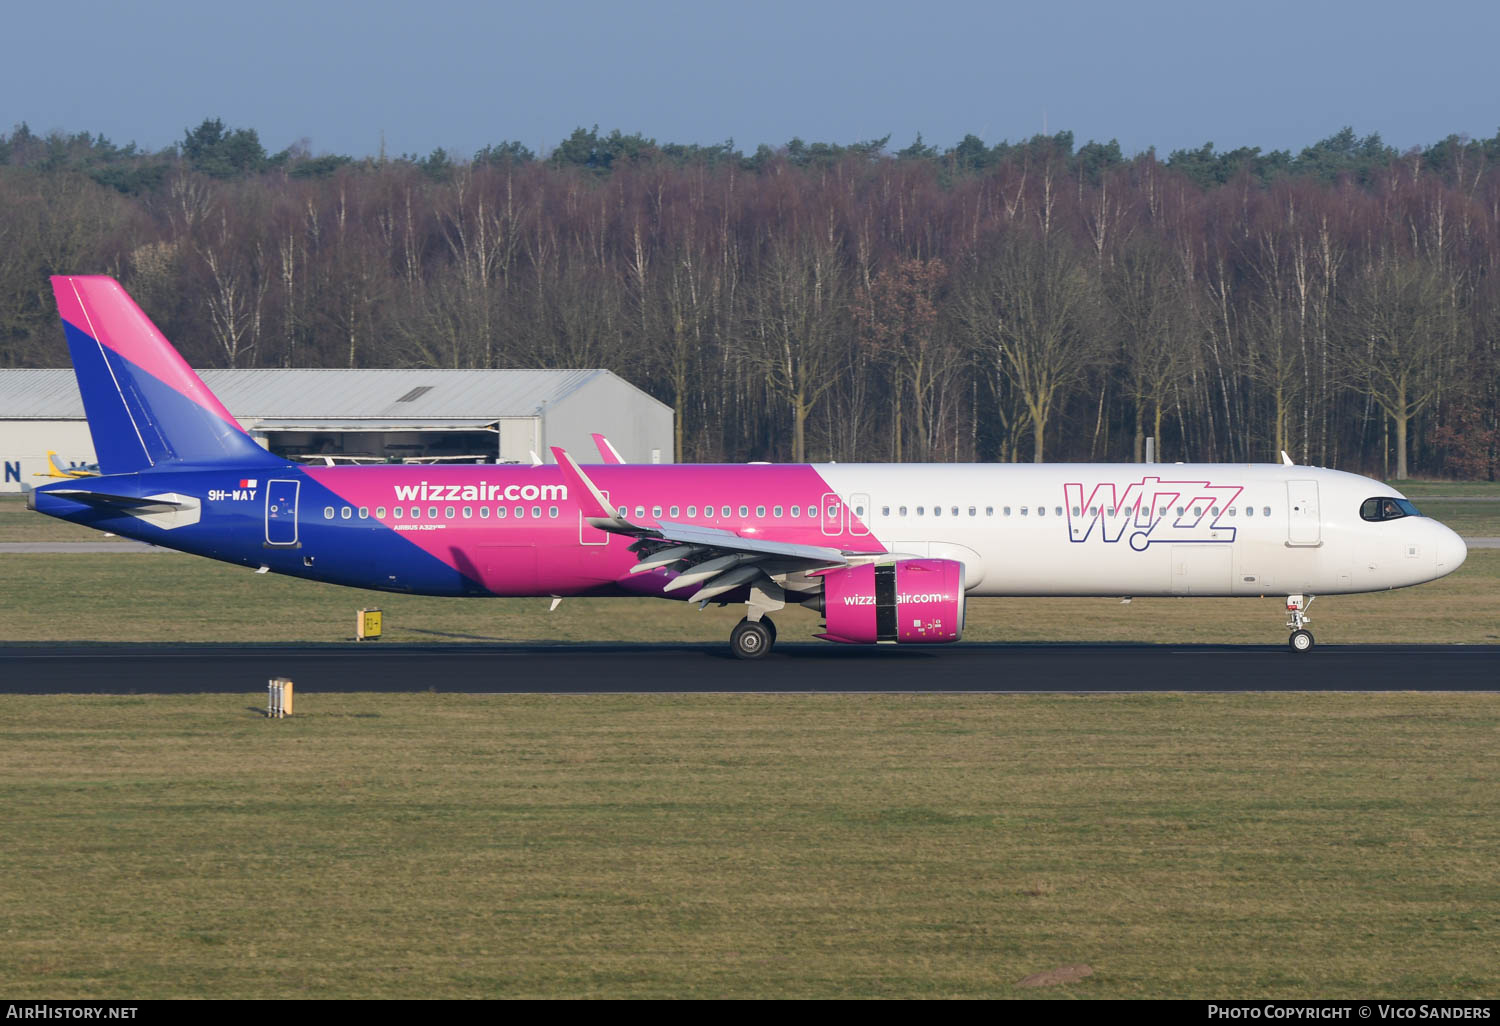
left=1409, top=500, right=1500, bottom=538
left=2, top=549, right=1497, bottom=645
left=1386, top=480, right=1500, bottom=499
left=5, top=492, right=1499, bottom=998
left=0, top=495, right=139, bottom=543
left=1, top=692, right=1496, bottom=999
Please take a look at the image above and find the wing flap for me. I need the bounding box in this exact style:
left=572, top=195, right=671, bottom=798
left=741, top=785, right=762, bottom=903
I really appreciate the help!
left=652, top=520, right=848, bottom=565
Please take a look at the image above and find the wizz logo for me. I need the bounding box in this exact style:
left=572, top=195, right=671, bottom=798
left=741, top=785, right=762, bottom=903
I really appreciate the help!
left=1064, top=477, right=1244, bottom=551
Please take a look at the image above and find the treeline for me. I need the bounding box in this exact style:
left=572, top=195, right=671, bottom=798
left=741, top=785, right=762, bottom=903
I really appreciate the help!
left=2, top=119, right=1498, bottom=478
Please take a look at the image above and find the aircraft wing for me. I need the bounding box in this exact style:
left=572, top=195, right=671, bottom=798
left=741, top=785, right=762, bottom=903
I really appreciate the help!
left=649, top=520, right=847, bottom=564
left=552, top=445, right=864, bottom=603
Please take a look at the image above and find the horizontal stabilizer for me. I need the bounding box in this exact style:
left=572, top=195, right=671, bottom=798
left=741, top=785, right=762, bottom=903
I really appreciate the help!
left=45, top=489, right=189, bottom=511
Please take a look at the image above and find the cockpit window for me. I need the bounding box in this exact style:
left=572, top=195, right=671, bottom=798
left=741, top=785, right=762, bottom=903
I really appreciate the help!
left=1360, top=497, right=1422, bottom=522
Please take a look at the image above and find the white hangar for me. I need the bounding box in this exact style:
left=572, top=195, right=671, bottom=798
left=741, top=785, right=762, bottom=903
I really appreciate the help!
left=0, top=368, right=673, bottom=492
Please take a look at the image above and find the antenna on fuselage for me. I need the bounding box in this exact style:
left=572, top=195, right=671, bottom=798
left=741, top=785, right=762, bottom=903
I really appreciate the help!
left=1281, top=451, right=1295, bottom=466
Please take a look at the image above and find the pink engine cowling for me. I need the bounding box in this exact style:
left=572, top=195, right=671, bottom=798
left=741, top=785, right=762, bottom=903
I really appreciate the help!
left=816, top=558, right=966, bottom=644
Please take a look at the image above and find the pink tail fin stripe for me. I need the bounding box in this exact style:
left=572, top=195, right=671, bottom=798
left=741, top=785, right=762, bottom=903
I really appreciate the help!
left=52, top=276, right=246, bottom=432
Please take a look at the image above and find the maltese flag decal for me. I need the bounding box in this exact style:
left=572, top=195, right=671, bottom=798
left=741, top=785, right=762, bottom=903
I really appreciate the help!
left=239, top=478, right=258, bottom=489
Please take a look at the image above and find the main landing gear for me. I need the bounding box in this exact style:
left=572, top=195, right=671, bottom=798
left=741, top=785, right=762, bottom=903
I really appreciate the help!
left=731, top=616, right=777, bottom=659
left=1285, top=594, right=1314, bottom=653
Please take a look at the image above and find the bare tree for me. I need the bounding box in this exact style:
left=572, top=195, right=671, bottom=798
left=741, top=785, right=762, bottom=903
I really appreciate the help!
left=957, top=231, right=1103, bottom=462
left=1338, top=253, right=1460, bottom=478
left=736, top=230, right=851, bottom=462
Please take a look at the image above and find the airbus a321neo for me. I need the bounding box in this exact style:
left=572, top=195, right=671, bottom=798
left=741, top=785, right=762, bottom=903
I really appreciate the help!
left=30, top=276, right=1468, bottom=657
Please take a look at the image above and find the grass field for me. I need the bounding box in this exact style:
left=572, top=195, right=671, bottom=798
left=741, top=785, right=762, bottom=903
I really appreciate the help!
left=3, top=488, right=1498, bottom=999
left=2, top=692, right=1497, bottom=999
left=1, top=549, right=1497, bottom=646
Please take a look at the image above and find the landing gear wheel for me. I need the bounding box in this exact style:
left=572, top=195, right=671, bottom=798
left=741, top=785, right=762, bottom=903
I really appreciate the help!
left=731, top=618, right=773, bottom=660
left=762, top=617, right=777, bottom=644
left=1288, top=629, right=1314, bottom=653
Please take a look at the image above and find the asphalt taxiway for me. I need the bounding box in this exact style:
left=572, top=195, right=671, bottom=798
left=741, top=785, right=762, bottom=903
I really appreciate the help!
left=1, top=642, right=1496, bottom=694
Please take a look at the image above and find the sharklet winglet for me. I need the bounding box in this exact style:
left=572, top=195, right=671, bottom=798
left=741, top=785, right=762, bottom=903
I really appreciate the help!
left=591, top=433, right=626, bottom=464
left=550, top=446, right=656, bottom=536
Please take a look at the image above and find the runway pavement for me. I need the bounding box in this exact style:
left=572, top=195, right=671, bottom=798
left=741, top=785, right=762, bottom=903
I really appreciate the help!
left=1, top=641, right=1496, bottom=694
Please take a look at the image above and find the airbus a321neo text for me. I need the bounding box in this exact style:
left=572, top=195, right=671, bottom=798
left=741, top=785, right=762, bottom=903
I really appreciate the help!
left=30, top=276, right=1467, bottom=658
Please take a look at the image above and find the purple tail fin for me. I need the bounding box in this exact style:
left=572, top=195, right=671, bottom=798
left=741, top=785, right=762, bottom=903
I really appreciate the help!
left=51, top=276, right=279, bottom=473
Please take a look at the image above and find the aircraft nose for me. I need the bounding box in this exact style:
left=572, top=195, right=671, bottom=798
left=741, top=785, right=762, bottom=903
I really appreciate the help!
left=1435, top=526, right=1467, bottom=576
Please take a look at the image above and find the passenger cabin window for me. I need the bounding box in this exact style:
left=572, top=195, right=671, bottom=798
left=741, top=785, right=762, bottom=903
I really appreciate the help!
left=775, top=506, right=784, bottom=517
left=1361, top=497, right=1420, bottom=522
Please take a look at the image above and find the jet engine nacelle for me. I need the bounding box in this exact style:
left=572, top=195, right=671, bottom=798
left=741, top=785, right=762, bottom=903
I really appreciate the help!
left=816, top=558, right=966, bottom=644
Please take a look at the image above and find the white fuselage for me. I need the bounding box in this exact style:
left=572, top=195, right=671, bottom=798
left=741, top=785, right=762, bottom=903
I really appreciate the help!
left=813, top=463, right=1467, bottom=597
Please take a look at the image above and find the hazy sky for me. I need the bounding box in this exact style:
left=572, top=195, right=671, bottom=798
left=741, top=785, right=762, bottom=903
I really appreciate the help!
left=5, top=0, right=1496, bottom=160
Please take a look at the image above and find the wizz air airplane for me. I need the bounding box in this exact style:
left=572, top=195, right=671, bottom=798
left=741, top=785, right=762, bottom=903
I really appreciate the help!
left=30, top=276, right=1468, bottom=657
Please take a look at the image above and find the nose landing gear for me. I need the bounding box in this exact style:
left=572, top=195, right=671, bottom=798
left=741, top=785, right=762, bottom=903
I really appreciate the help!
left=1285, top=594, right=1314, bottom=652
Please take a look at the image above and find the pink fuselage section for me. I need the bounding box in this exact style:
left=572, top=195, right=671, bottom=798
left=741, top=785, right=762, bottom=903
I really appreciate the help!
left=304, top=463, right=883, bottom=598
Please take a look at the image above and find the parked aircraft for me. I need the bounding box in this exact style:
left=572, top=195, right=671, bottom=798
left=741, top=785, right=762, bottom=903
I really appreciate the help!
left=30, top=276, right=1467, bottom=657
left=33, top=450, right=100, bottom=479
